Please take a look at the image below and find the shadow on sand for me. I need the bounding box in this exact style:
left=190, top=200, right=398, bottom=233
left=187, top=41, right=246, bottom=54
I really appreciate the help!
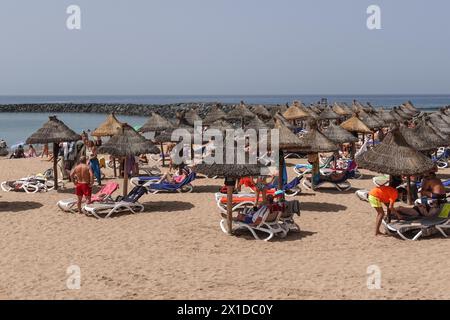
left=301, top=201, right=347, bottom=212
left=0, top=201, right=43, bottom=212
left=234, top=229, right=317, bottom=242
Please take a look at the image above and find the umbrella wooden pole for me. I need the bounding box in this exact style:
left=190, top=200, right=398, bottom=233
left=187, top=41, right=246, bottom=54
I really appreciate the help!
left=406, top=176, right=412, bottom=205
left=372, top=131, right=376, bottom=146
left=53, top=143, right=59, bottom=191
left=278, top=151, right=284, bottom=191
left=226, top=185, right=234, bottom=235
left=113, top=157, right=117, bottom=178
left=161, top=142, right=165, bottom=167
left=123, top=156, right=128, bottom=197
left=312, top=153, right=319, bottom=191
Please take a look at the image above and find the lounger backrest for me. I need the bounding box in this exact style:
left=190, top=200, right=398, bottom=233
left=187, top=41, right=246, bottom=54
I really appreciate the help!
left=122, top=186, right=147, bottom=203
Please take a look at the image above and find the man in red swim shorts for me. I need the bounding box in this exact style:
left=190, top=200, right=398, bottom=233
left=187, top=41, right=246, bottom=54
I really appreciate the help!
left=70, top=156, right=94, bottom=213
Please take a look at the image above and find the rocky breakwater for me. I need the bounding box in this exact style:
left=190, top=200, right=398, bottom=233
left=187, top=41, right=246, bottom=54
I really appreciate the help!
left=0, top=102, right=280, bottom=120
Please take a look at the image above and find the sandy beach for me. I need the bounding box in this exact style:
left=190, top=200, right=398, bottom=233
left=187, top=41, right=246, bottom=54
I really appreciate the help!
left=0, top=156, right=448, bottom=300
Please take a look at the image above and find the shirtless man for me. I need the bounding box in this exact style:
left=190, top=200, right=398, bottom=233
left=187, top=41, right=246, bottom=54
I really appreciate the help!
left=70, top=156, right=94, bottom=213
left=421, top=171, right=446, bottom=199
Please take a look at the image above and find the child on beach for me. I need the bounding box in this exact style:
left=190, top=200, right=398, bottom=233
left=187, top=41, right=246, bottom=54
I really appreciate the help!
left=368, top=185, right=406, bottom=236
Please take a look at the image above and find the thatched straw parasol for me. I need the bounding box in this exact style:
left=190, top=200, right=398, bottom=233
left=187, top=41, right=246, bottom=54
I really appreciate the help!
left=297, top=125, right=339, bottom=154
left=377, top=108, right=397, bottom=124
left=318, top=107, right=340, bottom=120
left=91, top=113, right=125, bottom=177
left=356, top=127, right=435, bottom=203
left=99, top=123, right=159, bottom=196
left=332, top=102, right=352, bottom=117
left=251, top=105, right=272, bottom=119
left=274, top=112, right=294, bottom=130
left=207, top=120, right=235, bottom=132
left=392, top=107, right=412, bottom=120
left=139, top=112, right=174, bottom=167
left=297, top=123, right=338, bottom=190
left=399, top=125, right=429, bottom=152
left=358, top=110, right=384, bottom=130
left=26, top=116, right=80, bottom=191
left=415, top=119, right=450, bottom=148
left=92, top=113, right=123, bottom=137
left=402, top=101, right=419, bottom=114
left=195, top=145, right=269, bottom=234
left=139, top=112, right=174, bottom=133
left=322, top=122, right=358, bottom=144
left=245, top=116, right=270, bottom=130
left=203, top=105, right=227, bottom=125
left=283, top=101, right=310, bottom=121
left=183, top=108, right=202, bottom=126
left=340, top=114, right=372, bottom=134
left=226, top=101, right=255, bottom=121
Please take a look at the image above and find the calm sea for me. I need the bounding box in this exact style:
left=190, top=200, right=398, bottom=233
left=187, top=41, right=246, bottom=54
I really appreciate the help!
left=0, top=95, right=448, bottom=146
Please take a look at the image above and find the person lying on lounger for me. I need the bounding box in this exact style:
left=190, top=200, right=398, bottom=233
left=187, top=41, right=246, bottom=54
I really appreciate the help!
left=368, top=185, right=407, bottom=236
left=235, top=195, right=283, bottom=226
left=157, top=164, right=190, bottom=184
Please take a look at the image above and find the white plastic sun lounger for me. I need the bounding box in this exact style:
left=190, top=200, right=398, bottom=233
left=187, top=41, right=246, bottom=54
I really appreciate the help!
left=382, top=217, right=448, bottom=241
left=220, top=206, right=287, bottom=241
left=83, top=186, right=147, bottom=219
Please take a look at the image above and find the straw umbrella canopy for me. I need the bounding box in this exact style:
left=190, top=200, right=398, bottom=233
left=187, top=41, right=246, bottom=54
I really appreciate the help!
left=283, top=101, right=310, bottom=121
left=340, top=114, right=372, bottom=134
left=399, top=105, right=417, bottom=117
left=297, top=124, right=339, bottom=190
left=245, top=116, right=270, bottom=130
left=226, top=101, right=255, bottom=121
left=139, top=112, right=175, bottom=167
left=389, top=109, right=405, bottom=122
left=195, top=145, right=269, bottom=234
left=400, top=125, right=433, bottom=152
left=274, top=112, right=294, bottom=130
left=26, top=116, right=81, bottom=191
left=377, top=108, right=397, bottom=124
left=318, top=106, right=340, bottom=121
left=207, top=120, right=235, bottom=132
left=297, top=125, right=339, bottom=154
left=99, top=123, right=159, bottom=196
left=251, top=105, right=272, bottom=120
left=333, top=102, right=352, bottom=117
left=203, top=105, right=227, bottom=125
left=139, top=112, right=174, bottom=133
left=322, top=122, right=358, bottom=145
left=183, top=108, right=202, bottom=126
left=91, top=113, right=123, bottom=137
left=393, top=107, right=412, bottom=120
left=305, top=106, right=320, bottom=120
left=429, top=113, right=450, bottom=132
left=270, top=104, right=288, bottom=116
left=356, top=127, right=435, bottom=203
left=358, top=110, right=384, bottom=130
left=402, top=101, right=419, bottom=114
left=438, top=109, right=450, bottom=124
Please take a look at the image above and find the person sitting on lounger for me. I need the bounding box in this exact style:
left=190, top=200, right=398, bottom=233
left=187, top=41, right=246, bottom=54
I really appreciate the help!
left=368, top=185, right=406, bottom=236
left=421, top=170, right=446, bottom=199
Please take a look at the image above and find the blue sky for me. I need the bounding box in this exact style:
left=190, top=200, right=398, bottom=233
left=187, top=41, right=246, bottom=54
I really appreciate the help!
left=0, top=0, right=449, bottom=95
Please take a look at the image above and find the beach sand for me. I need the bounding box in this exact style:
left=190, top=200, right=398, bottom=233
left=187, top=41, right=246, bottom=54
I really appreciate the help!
left=0, top=156, right=449, bottom=300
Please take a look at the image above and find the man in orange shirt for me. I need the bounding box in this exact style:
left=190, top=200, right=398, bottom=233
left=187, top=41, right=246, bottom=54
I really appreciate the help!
left=368, top=185, right=406, bottom=236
